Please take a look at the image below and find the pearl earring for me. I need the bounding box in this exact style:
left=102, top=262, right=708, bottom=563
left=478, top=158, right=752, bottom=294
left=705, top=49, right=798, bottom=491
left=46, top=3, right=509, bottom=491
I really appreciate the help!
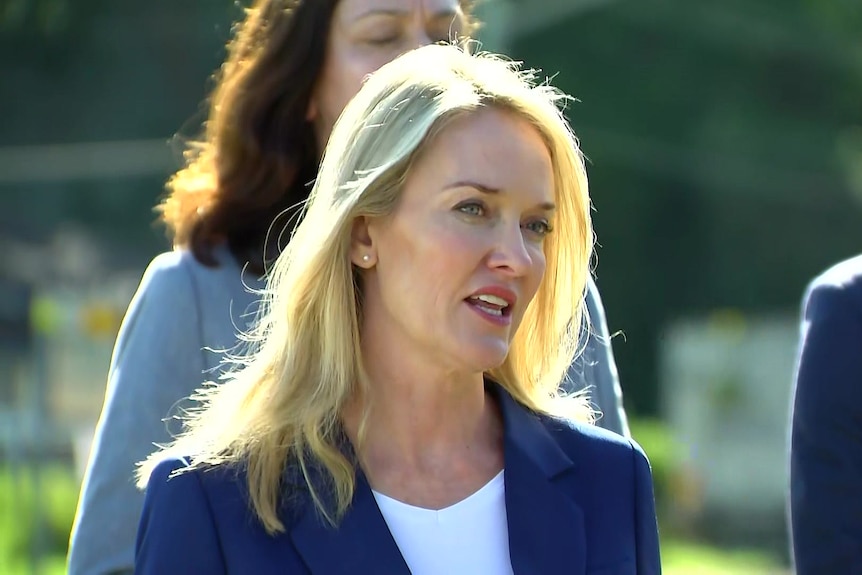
left=362, top=255, right=370, bottom=262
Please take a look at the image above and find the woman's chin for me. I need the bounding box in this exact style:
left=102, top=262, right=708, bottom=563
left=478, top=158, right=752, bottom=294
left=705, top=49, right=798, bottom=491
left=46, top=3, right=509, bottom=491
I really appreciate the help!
left=456, top=341, right=510, bottom=373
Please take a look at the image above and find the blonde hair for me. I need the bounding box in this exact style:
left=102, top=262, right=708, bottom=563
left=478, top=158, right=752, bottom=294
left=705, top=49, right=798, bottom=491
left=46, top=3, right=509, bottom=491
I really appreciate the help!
left=137, top=43, right=595, bottom=534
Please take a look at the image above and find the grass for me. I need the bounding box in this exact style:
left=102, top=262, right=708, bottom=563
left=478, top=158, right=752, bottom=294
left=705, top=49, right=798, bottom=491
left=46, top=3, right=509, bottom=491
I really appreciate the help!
left=662, top=539, right=789, bottom=575
left=3, top=555, right=67, bottom=575
left=0, top=539, right=790, bottom=575
left=0, top=464, right=78, bottom=575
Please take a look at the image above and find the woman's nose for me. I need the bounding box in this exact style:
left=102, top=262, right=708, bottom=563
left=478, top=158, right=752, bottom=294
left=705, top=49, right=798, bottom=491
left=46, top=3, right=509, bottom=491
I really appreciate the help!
left=487, top=225, right=533, bottom=277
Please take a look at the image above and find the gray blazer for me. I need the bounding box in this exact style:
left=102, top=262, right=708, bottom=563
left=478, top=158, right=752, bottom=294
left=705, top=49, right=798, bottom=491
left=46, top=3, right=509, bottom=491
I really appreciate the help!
left=573, top=276, right=630, bottom=436
left=67, top=247, right=628, bottom=575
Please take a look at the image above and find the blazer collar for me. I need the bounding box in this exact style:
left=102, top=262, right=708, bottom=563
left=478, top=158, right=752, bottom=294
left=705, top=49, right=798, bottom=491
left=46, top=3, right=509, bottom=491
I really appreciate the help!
left=289, top=468, right=411, bottom=574
left=492, top=383, right=588, bottom=575
left=491, top=381, right=579, bottom=477
left=289, top=383, right=587, bottom=575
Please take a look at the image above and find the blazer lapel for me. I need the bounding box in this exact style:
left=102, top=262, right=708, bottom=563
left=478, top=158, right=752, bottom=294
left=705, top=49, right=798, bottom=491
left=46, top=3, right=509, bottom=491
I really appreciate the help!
left=289, top=386, right=587, bottom=575
left=494, top=385, right=588, bottom=575
left=289, top=469, right=410, bottom=575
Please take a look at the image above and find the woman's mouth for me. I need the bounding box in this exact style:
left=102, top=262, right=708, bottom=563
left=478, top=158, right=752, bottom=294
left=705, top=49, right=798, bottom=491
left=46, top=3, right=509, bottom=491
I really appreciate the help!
left=465, top=293, right=513, bottom=325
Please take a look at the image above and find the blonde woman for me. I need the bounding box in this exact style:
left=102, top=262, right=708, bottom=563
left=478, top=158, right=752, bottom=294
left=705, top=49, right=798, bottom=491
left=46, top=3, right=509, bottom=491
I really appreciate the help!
left=71, top=2, right=627, bottom=572
left=135, top=44, right=660, bottom=574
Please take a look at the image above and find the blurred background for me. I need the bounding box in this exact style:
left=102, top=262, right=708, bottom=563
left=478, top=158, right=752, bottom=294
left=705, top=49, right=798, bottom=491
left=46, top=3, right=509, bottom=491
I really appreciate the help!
left=1, top=0, right=860, bottom=573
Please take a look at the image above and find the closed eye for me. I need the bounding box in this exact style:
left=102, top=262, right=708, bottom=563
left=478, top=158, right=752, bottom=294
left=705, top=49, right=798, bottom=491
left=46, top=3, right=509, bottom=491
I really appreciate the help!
left=366, top=35, right=400, bottom=46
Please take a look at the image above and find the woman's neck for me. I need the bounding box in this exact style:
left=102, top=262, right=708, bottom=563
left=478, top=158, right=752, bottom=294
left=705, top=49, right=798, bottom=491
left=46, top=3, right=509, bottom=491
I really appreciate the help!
left=341, top=367, right=505, bottom=508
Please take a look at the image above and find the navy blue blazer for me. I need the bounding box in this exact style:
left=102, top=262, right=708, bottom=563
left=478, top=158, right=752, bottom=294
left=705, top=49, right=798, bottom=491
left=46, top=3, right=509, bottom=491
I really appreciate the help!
left=789, top=255, right=862, bottom=574
left=136, top=385, right=661, bottom=574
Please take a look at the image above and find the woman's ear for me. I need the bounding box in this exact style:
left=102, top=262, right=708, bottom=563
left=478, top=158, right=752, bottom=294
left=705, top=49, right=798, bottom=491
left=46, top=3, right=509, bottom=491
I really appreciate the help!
left=350, top=216, right=376, bottom=268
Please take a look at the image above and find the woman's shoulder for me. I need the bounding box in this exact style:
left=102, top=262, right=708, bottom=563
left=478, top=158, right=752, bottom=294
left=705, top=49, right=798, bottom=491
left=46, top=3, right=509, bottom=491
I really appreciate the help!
left=145, top=456, right=250, bottom=512
left=138, top=249, right=204, bottom=295
left=494, top=383, right=650, bottom=474
left=147, top=455, right=234, bottom=484
left=143, top=246, right=240, bottom=283
left=137, top=456, right=266, bottom=567
left=139, top=246, right=259, bottom=302
left=810, top=254, right=862, bottom=290
left=538, top=413, right=651, bottom=472
left=113, top=251, right=199, bottom=330
left=144, top=456, right=309, bottom=533
left=120, top=251, right=203, bottom=324
left=805, top=254, right=862, bottom=311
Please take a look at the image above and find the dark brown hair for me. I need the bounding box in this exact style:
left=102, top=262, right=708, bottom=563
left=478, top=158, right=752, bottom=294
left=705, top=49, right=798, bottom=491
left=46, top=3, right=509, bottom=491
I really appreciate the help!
left=157, top=0, right=478, bottom=273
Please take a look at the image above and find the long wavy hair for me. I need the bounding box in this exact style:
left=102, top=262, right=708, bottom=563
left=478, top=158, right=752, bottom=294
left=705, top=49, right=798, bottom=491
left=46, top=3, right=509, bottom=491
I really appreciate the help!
left=138, top=44, right=594, bottom=534
left=157, top=0, right=477, bottom=273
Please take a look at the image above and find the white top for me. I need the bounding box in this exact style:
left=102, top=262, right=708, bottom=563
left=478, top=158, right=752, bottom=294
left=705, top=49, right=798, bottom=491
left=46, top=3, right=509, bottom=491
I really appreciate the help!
left=372, top=470, right=514, bottom=575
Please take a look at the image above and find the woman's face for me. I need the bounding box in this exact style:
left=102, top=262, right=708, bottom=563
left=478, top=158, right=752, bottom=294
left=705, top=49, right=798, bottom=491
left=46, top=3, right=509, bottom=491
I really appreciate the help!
left=355, top=108, right=556, bottom=375
left=310, top=0, right=465, bottom=146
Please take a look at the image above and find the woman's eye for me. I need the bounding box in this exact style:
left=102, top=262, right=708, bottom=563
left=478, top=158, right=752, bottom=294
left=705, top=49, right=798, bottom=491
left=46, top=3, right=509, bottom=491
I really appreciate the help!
left=457, top=202, right=485, bottom=217
left=366, top=35, right=399, bottom=46
left=525, top=219, right=553, bottom=237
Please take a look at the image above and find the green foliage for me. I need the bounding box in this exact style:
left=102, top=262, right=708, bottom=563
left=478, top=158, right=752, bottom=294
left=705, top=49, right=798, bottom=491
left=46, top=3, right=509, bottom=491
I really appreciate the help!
left=0, top=465, right=79, bottom=571
left=3, top=555, right=67, bottom=575
left=661, top=539, right=785, bottom=575
left=630, top=420, right=789, bottom=572
left=629, top=417, right=683, bottom=521
left=512, top=0, right=862, bottom=416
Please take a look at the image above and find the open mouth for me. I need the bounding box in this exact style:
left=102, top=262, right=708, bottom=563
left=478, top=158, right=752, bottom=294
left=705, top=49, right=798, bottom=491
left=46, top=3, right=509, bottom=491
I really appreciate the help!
left=466, top=294, right=513, bottom=318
